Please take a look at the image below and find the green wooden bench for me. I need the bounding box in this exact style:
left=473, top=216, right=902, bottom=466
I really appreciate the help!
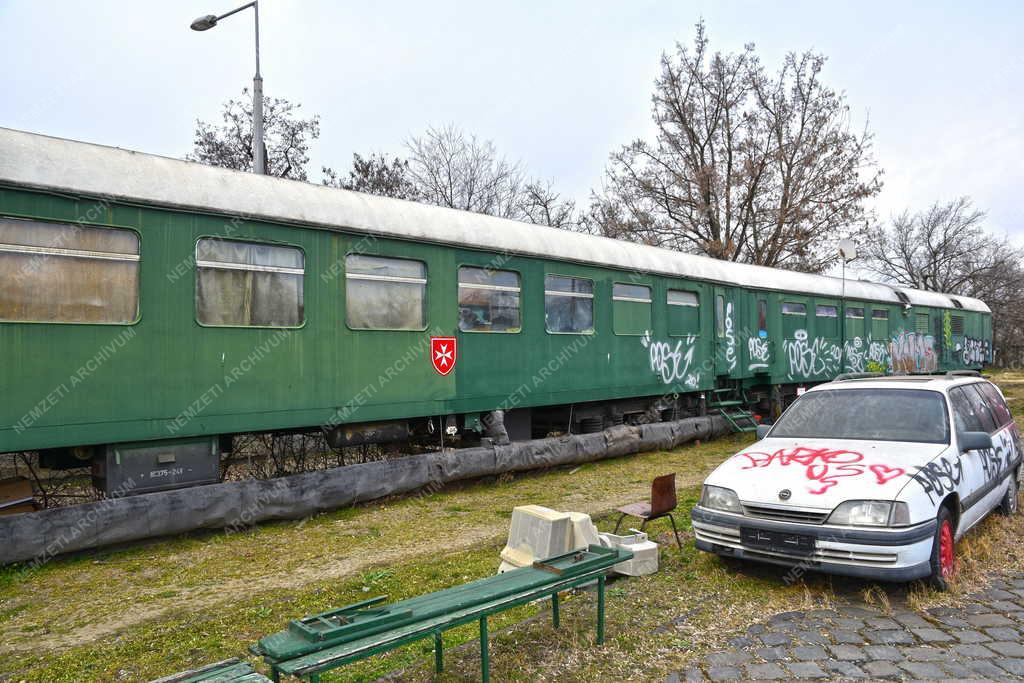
left=251, top=544, right=632, bottom=682
left=149, top=657, right=273, bottom=683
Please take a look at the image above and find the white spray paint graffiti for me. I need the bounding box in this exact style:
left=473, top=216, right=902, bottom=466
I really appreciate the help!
left=748, top=336, right=770, bottom=371
left=843, top=336, right=891, bottom=374
left=957, top=336, right=990, bottom=366
left=723, top=302, right=737, bottom=372
left=890, top=331, right=937, bottom=373
left=641, top=330, right=702, bottom=388
left=783, top=330, right=843, bottom=380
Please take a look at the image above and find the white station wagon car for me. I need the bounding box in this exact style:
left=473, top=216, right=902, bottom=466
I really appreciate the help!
left=692, top=375, right=1021, bottom=588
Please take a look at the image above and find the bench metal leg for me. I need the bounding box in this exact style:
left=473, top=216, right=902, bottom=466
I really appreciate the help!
left=480, top=616, right=490, bottom=683
left=434, top=631, right=444, bottom=673
left=270, top=666, right=280, bottom=683
left=597, top=574, right=606, bottom=645
left=309, top=675, right=319, bottom=683
left=552, top=592, right=560, bottom=628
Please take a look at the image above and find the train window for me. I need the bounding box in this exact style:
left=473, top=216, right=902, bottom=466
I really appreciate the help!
left=757, top=299, right=768, bottom=336
left=458, top=266, right=521, bottom=333
left=816, top=304, right=838, bottom=337
left=871, top=308, right=889, bottom=338
left=613, top=283, right=651, bottom=335
left=915, top=313, right=930, bottom=334
left=544, top=275, right=594, bottom=334
left=0, top=217, right=139, bottom=324
left=196, top=238, right=304, bottom=327
left=781, top=301, right=806, bottom=337
left=668, top=289, right=700, bottom=336
left=951, top=315, right=965, bottom=335
left=781, top=302, right=806, bottom=316
left=715, top=295, right=726, bottom=338
left=345, top=254, right=427, bottom=330
left=845, top=307, right=865, bottom=319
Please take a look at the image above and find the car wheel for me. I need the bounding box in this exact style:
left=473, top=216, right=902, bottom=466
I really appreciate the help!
left=998, top=472, right=1020, bottom=516
left=928, top=507, right=956, bottom=591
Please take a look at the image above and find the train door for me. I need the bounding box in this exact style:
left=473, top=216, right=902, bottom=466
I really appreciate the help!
left=713, top=287, right=739, bottom=376
left=747, top=295, right=771, bottom=375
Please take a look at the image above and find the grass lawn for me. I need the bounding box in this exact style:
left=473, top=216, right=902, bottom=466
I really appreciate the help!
left=1, top=370, right=1022, bottom=682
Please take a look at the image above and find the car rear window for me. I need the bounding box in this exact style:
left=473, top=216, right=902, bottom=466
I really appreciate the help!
left=976, top=382, right=1014, bottom=428
left=770, top=388, right=950, bottom=444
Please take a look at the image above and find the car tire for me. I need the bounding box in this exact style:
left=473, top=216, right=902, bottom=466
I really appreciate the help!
left=927, top=506, right=956, bottom=591
left=998, top=472, right=1020, bottom=516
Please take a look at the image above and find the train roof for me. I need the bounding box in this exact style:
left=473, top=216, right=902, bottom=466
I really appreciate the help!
left=0, top=127, right=991, bottom=314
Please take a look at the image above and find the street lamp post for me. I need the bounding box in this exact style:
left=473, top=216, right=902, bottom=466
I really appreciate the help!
left=191, top=2, right=266, bottom=175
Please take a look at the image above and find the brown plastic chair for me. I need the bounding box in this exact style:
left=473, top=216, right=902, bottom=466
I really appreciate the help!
left=613, top=473, right=682, bottom=550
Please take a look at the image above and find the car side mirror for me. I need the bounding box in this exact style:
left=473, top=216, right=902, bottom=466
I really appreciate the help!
left=959, top=431, right=993, bottom=453
left=756, top=424, right=772, bottom=440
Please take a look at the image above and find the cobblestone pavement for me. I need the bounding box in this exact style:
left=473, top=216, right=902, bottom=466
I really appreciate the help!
left=667, top=571, right=1024, bottom=681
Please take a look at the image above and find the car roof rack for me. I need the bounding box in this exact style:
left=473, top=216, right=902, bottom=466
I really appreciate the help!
left=946, top=370, right=982, bottom=377
left=834, top=372, right=885, bottom=381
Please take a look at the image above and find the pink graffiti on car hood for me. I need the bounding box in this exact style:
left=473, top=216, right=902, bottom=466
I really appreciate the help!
left=706, top=438, right=952, bottom=509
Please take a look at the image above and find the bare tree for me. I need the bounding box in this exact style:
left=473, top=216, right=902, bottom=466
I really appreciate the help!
left=404, top=125, right=529, bottom=219
left=322, top=153, right=417, bottom=199
left=336, top=125, right=578, bottom=228
left=861, top=197, right=999, bottom=292
left=861, top=197, right=1024, bottom=361
left=589, top=22, right=882, bottom=272
left=189, top=89, right=320, bottom=180
left=520, top=180, right=578, bottom=230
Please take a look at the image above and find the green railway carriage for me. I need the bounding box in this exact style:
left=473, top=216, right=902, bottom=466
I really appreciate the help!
left=0, top=128, right=993, bottom=495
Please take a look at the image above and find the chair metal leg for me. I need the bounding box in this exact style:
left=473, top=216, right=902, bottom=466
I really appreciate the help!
left=667, top=513, right=683, bottom=551
left=613, top=513, right=627, bottom=534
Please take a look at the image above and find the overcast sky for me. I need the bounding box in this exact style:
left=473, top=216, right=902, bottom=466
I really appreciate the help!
left=1, top=0, right=1021, bottom=244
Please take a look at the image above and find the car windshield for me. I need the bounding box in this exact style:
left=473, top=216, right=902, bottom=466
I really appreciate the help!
left=770, top=388, right=950, bottom=444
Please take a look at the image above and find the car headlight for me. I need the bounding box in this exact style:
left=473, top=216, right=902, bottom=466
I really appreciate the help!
left=701, top=485, right=742, bottom=514
left=827, top=500, right=910, bottom=527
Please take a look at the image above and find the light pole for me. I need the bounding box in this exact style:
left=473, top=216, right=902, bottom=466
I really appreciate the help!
left=191, top=2, right=266, bottom=175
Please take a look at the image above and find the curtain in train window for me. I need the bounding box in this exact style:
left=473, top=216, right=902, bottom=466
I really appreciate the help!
left=544, top=275, right=593, bottom=333
left=345, top=254, right=426, bottom=330
left=612, top=283, right=651, bottom=335
left=458, top=266, right=520, bottom=332
left=196, top=238, right=304, bottom=327
left=0, top=217, right=139, bottom=323
left=668, top=289, right=699, bottom=336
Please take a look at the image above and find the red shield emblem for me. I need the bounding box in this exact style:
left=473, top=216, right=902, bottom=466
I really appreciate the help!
left=430, top=336, right=457, bottom=376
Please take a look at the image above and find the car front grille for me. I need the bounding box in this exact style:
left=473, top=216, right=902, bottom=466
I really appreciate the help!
left=741, top=503, right=829, bottom=525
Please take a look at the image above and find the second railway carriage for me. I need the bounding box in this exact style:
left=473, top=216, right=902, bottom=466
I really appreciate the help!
left=0, top=128, right=993, bottom=495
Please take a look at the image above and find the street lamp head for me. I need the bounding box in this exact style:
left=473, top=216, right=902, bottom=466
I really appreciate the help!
left=190, top=14, right=219, bottom=31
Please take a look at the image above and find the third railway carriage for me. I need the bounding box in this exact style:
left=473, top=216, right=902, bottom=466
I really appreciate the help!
left=0, top=128, right=994, bottom=496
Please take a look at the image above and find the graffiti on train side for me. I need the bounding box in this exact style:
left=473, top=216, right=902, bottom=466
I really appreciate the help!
left=748, top=336, right=770, bottom=372
left=641, top=331, right=702, bottom=388
left=842, top=336, right=891, bottom=374
left=890, top=331, right=937, bottom=373
left=957, top=336, right=990, bottom=366
left=783, top=330, right=842, bottom=380
left=723, top=302, right=738, bottom=372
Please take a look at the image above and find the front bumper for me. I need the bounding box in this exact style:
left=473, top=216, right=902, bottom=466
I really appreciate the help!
left=691, top=505, right=935, bottom=582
